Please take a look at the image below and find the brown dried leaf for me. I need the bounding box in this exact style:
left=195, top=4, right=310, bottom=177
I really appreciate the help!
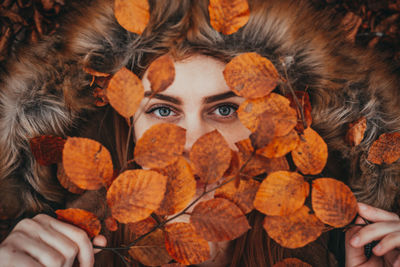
left=106, top=67, right=144, bottom=118
left=105, top=217, right=118, bottom=232
left=263, top=206, right=324, bottom=249
left=238, top=93, right=297, bottom=136
left=30, top=135, right=65, bottom=165
left=165, top=222, right=210, bottom=265
left=190, top=198, right=250, bottom=241
left=55, top=208, right=101, bottom=238
left=312, top=178, right=357, bottom=227
left=128, top=217, right=157, bottom=237
left=223, top=150, right=241, bottom=179
left=223, top=53, right=280, bottom=99
left=345, top=117, right=367, bottom=146
left=215, top=179, right=260, bottom=214
left=341, top=12, right=362, bottom=43
left=257, top=129, right=299, bottom=158
left=129, top=229, right=172, bottom=266
left=273, top=258, right=312, bottom=267
left=286, top=91, right=312, bottom=133
left=114, top=0, right=149, bottom=34
left=156, top=157, right=196, bottom=216
left=367, top=132, right=400, bottom=165
left=291, top=128, right=328, bottom=175
left=107, top=170, right=167, bottom=223
left=83, top=67, right=110, bottom=77
left=93, top=87, right=109, bottom=107
left=249, top=111, right=275, bottom=150
left=189, top=130, right=231, bottom=184
left=147, top=55, right=175, bottom=93
left=208, top=0, right=250, bottom=35
left=62, top=137, right=114, bottom=190
left=57, top=163, right=85, bottom=195
left=254, top=171, right=309, bottom=216
left=134, top=123, right=186, bottom=169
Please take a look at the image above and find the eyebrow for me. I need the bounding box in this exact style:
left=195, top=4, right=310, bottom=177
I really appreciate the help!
left=143, top=90, right=238, bottom=105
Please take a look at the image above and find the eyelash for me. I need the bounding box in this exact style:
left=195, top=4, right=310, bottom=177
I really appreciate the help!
left=209, top=103, right=238, bottom=119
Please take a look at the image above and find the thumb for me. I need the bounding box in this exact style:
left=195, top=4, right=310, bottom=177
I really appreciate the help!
left=92, top=235, right=107, bottom=254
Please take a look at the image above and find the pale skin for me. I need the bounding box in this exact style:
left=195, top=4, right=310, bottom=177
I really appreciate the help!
left=0, top=55, right=399, bottom=266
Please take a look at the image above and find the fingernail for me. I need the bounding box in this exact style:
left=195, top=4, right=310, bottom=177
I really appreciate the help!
left=358, top=203, right=367, bottom=211
left=351, top=236, right=360, bottom=246
left=373, top=244, right=381, bottom=252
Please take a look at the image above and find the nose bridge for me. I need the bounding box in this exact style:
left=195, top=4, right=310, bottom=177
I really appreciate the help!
left=183, top=113, right=214, bottom=152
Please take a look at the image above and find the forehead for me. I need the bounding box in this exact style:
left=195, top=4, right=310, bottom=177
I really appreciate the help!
left=142, top=55, right=231, bottom=99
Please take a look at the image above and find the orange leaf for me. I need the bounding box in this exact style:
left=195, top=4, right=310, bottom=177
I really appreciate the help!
left=286, top=91, right=313, bottom=133
left=291, top=128, right=328, bottom=175
left=345, top=117, right=367, bottom=147
left=254, top=171, right=309, bottom=216
left=263, top=206, right=324, bottom=249
left=190, top=198, right=250, bottom=241
left=83, top=67, right=110, bottom=77
left=223, top=150, right=241, bottom=179
left=189, top=130, right=231, bottom=184
left=215, top=179, right=260, bottom=214
left=249, top=111, right=275, bottom=150
left=128, top=217, right=157, bottom=237
left=156, top=157, right=196, bottom=216
left=238, top=93, right=297, bottom=136
left=105, top=217, right=118, bottom=232
left=208, top=0, right=250, bottom=35
left=114, top=0, right=149, bottom=34
left=107, top=170, right=167, bottom=223
left=224, top=53, right=279, bottom=99
left=367, top=132, right=400, bottom=164
left=257, top=129, right=299, bottom=158
left=57, top=163, right=85, bottom=195
left=129, top=229, right=172, bottom=266
left=55, top=208, right=101, bottom=238
left=106, top=67, right=144, bottom=118
left=312, top=178, right=357, bottom=227
left=134, top=123, right=186, bottom=169
left=165, top=222, right=210, bottom=265
left=147, top=55, right=175, bottom=93
left=30, top=135, right=65, bottom=165
left=273, top=258, right=312, bottom=267
left=93, top=87, right=109, bottom=107
left=62, top=137, right=114, bottom=190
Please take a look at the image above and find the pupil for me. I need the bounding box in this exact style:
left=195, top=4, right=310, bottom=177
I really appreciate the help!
left=219, top=106, right=231, bottom=116
left=159, top=107, right=171, bottom=116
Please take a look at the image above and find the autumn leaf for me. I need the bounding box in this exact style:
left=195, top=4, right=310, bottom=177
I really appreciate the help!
left=223, top=53, right=280, bottom=99
left=190, top=198, right=250, bottom=241
left=107, top=169, right=167, bottom=224
left=254, top=171, right=309, bottom=216
left=345, top=117, right=367, bottom=146
left=106, top=67, right=144, bottom=118
left=105, top=217, right=118, bottom=232
left=83, top=66, right=110, bottom=77
left=93, top=87, right=109, bottom=107
left=286, top=91, right=312, bottom=133
left=367, top=132, right=400, bottom=164
left=208, top=0, right=250, bottom=35
left=30, top=135, right=65, bottom=165
left=55, top=208, right=101, bottom=238
left=312, top=178, right=357, bottom=227
left=341, top=12, right=362, bottom=43
left=249, top=111, right=275, bottom=150
left=114, top=0, right=150, bottom=34
left=257, top=129, right=299, bottom=158
left=62, top=137, right=114, bottom=190
left=263, top=206, right=324, bottom=249
left=129, top=229, right=172, bottom=266
left=165, top=222, right=210, bottom=265
left=189, top=130, right=231, bottom=184
left=57, top=163, right=85, bottom=195
left=134, top=123, right=186, bottom=169
left=156, top=157, right=196, bottom=216
left=147, top=54, right=175, bottom=93
left=223, top=150, right=240, bottom=179
left=273, top=258, right=312, bottom=267
left=128, top=217, right=157, bottom=237
left=215, top=178, right=260, bottom=214
left=238, top=93, right=297, bottom=136
left=291, top=127, right=328, bottom=175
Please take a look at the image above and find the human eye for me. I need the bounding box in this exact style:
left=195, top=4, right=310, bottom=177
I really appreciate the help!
left=145, top=104, right=178, bottom=119
left=209, top=103, right=238, bottom=121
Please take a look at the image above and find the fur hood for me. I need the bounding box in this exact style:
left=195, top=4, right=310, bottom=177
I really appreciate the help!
left=1, top=0, right=400, bottom=225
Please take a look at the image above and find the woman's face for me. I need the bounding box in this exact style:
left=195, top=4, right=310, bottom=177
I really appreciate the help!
left=134, top=55, right=251, bottom=153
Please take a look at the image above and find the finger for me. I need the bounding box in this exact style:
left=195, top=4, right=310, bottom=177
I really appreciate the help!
left=345, top=222, right=367, bottom=266
left=357, top=255, right=382, bottom=267
left=372, top=230, right=400, bottom=256
left=358, top=203, right=399, bottom=222
left=13, top=217, right=79, bottom=267
left=33, top=214, right=94, bottom=267
left=350, top=221, right=400, bottom=248
left=92, top=235, right=107, bottom=254
left=5, top=230, right=65, bottom=267
left=0, top=247, right=44, bottom=267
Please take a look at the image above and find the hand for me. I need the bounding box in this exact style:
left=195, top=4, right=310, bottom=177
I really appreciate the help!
left=0, top=214, right=106, bottom=267
left=346, top=203, right=400, bottom=267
